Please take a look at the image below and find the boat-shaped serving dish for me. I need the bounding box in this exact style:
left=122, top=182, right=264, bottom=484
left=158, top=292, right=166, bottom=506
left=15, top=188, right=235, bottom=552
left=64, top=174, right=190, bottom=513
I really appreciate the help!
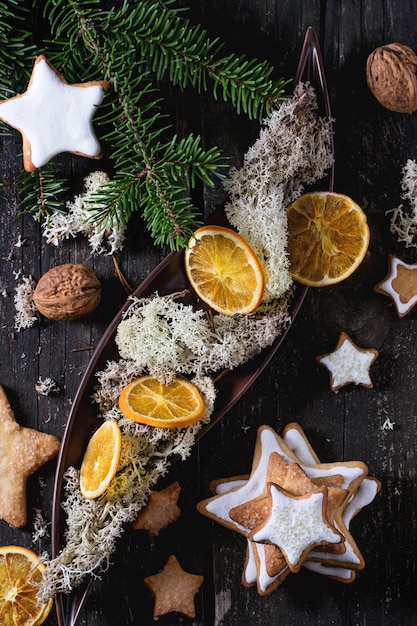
left=51, top=26, right=334, bottom=626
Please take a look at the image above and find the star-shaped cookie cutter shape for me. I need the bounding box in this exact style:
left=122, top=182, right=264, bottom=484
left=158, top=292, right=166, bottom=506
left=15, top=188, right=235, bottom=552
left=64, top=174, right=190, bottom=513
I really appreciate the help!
left=0, top=55, right=108, bottom=171
left=374, top=255, right=417, bottom=317
left=0, top=385, right=60, bottom=528
left=316, top=331, right=379, bottom=391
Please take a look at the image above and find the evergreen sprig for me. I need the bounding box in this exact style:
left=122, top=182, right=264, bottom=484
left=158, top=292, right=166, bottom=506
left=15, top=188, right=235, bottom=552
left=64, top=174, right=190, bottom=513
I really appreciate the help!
left=18, top=164, right=69, bottom=220
left=0, top=0, right=36, bottom=96
left=10, top=0, right=289, bottom=249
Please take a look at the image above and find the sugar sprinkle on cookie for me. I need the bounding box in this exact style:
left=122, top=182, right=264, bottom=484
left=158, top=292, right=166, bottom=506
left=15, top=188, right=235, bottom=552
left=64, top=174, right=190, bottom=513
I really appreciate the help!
left=0, top=55, right=108, bottom=172
left=144, top=554, right=204, bottom=619
left=374, top=255, right=417, bottom=317
left=316, top=332, right=379, bottom=392
left=0, top=385, right=60, bottom=528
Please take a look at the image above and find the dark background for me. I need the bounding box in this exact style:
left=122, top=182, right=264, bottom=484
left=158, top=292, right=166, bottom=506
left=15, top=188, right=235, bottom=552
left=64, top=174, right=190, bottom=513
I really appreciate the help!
left=1, top=1, right=417, bottom=624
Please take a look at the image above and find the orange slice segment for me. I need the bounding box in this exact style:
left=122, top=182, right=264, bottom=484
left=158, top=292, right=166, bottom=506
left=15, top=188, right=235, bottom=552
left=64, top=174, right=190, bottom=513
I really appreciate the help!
left=80, top=420, right=122, bottom=499
left=184, top=225, right=265, bottom=315
left=0, top=545, right=53, bottom=626
left=287, top=191, right=370, bottom=287
left=118, top=376, right=205, bottom=428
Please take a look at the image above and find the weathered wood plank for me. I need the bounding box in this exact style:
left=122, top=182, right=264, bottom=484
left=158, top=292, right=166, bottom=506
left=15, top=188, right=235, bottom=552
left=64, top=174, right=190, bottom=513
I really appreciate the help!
left=2, top=1, right=417, bottom=624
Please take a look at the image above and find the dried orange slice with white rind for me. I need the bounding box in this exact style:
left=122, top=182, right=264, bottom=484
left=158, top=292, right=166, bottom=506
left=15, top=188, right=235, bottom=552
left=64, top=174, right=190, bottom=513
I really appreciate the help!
left=0, top=545, right=53, bottom=625
left=287, top=191, right=370, bottom=287
left=118, top=376, right=205, bottom=428
left=184, top=225, right=265, bottom=315
left=80, top=419, right=122, bottom=499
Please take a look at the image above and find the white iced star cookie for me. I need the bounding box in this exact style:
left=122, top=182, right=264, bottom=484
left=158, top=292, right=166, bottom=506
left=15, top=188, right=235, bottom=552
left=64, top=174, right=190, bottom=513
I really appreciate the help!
left=374, top=255, right=417, bottom=317
left=0, top=55, right=108, bottom=171
left=316, top=332, right=378, bottom=392
left=250, top=484, right=342, bottom=573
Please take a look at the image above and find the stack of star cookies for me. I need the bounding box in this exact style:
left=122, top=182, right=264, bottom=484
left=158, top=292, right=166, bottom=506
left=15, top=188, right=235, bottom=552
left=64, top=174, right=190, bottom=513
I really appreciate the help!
left=197, top=423, right=380, bottom=595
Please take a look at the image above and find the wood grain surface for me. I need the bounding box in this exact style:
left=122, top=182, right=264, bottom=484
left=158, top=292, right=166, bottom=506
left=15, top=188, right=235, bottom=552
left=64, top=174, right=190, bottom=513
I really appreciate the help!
left=1, top=1, right=417, bottom=624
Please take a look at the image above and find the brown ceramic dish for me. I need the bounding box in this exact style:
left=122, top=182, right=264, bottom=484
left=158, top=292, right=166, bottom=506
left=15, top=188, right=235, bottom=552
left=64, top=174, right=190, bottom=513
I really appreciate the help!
left=51, top=26, right=334, bottom=626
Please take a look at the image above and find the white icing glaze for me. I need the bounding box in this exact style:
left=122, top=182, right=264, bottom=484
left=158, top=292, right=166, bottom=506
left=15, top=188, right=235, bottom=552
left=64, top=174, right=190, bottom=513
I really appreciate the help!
left=0, top=58, right=106, bottom=168
left=252, top=485, right=341, bottom=568
left=318, top=338, right=375, bottom=388
left=214, top=479, right=246, bottom=495
left=242, top=539, right=257, bottom=585
left=211, top=426, right=378, bottom=588
left=205, top=427, right=366, bottom=532
left=282, top=427, right=320, bottom=464
left=252, top=541, right=288, bottom=592
left=303, top=559, right=354, bottom=580
left=307, top=477, right=379, bottom=566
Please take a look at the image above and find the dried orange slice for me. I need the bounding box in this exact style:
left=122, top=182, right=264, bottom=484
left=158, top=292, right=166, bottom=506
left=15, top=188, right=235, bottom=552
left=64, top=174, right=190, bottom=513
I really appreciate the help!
left=0, top=545, right=53, bottom=625
left=287, top=191, right=370, bottom=286
left=184, top=225, right=265, bottom=315
left=118, top=376, right=205, bottom=428
left=80, top=420, right=122, bottom=499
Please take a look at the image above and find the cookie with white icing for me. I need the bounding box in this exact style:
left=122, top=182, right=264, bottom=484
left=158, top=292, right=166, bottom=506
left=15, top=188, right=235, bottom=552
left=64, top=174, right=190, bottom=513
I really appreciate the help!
left=374, top=255, right=417, bottom=317
left=316, top=332, right=379, bottom=391
left=0, top=55, right=108, bottom=171
left=198, top=425, right=368, bottom=537
left=201, top=423, right=380, bottom=595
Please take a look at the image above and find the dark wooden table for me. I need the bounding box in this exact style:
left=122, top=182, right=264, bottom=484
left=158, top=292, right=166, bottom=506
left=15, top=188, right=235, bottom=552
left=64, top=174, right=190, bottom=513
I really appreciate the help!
left=1, top=1, right=417, bottom=624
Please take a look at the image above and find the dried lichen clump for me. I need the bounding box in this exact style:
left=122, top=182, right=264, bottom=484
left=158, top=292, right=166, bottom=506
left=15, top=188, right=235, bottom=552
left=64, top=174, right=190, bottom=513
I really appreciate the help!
left=39, top=377, right=216, bottom=599
left=42, top=171, right=126, bottom=254
left=114, top=293, right=291, bottom=381
left=389, top=159, right=417, bottom=246
left=224, top=82, right=334, bottom=301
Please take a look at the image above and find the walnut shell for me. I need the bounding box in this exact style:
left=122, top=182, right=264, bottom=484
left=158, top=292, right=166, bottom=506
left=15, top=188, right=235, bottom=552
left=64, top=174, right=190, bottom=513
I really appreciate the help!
left=33, top=264, right=102, bottom=321
left=366, top=43, right=417, bottom=113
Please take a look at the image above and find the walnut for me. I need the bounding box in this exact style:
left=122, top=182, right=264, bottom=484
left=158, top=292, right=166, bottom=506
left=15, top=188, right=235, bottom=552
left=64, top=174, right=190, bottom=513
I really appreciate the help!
left=366, top=43, right=417, bottom=113
left=33, top=264, right=102, bottom=320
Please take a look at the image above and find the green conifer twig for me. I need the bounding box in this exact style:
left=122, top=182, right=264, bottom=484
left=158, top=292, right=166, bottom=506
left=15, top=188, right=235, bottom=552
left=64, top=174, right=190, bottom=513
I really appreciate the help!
left=10, top=0, right=289, bottom=249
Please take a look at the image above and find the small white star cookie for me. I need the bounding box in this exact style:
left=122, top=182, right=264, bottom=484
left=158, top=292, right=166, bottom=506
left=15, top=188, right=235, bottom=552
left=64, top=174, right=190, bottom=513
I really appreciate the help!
left=316, top=332, right=379, bottom=391
left=374, top=255, right=417, bottom=317
left=0, top=55, right=108, bottom=171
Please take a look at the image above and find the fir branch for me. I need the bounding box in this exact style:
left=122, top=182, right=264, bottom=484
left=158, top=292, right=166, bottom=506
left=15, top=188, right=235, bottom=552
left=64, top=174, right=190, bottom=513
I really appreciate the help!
left=0, top=1, right=36, bottom=96
left=19, top=164, right=69, bottom=221
left=31, top=0, right=290, bottom=249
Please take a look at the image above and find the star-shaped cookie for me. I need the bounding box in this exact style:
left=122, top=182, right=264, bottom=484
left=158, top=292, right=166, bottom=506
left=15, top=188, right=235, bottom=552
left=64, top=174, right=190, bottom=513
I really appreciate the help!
left=0, top=55, right=108, bottom=171
left=236, top=483, right=343, bottom=572
left=197, top=425, right=367, bottom=538
left=132, top=481, right=181, bottom=536
left=374, top=255, right=417, bottom=317
left=0, top=385, right=60, bottom=527
left=199, top=423, right=380, bottom=596
left=144, top=555, right=204, bottom=619
left=316, top=332, right=379, bottom=391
